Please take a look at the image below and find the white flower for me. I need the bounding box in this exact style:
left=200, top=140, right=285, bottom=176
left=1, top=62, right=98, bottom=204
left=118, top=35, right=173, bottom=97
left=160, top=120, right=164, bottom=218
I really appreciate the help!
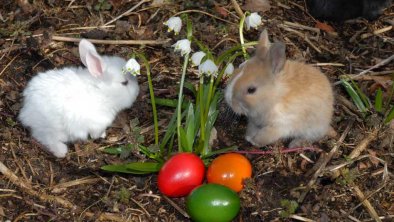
left=245, top=12, right=262, bottom=30
left=191, top=51, right=206, bottom=66
left=164, top=16, right=182, bottom=34
left=172, top=39, right=191, bottom=56
left=224, top=63, right=234, bottom=76
left=199, top=59, right=218, bottom=77
left=123, top=58, right=140, bottom=76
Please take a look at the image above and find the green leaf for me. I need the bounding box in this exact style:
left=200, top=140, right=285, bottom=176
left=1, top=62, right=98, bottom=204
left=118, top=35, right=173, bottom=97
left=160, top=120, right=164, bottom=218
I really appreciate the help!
left=179, top=127, right=192, bottom=152
left=350, top=79, right=371, bottom=109
left=101, top=162, right=161, bottom=174
left=279, top=199, right=298, bottom=218
left=385, top=106, right=394, bottom=123
left=184, top=82, right=197, bottom=97
left=159, top=106, right=188, bottom=151
left=185, top=104, right=196, bottom=150
left=340, top=79, right=368, bottom=113
left=374, top=88, right=383, bottom=113
left=201, top=146, right=238, bottom=159
left=155, top=98, right=190, bottom=109
left=103, top=146, right=124, bottom=155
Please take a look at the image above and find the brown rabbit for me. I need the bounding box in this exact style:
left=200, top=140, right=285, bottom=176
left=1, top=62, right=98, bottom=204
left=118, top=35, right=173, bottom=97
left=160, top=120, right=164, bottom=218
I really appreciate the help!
left=225, top=30, right=334, bottom=148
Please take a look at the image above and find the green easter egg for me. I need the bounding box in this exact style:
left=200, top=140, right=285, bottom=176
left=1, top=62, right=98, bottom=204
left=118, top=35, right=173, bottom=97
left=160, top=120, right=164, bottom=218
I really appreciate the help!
left=186, top=184, right=240, bottom=222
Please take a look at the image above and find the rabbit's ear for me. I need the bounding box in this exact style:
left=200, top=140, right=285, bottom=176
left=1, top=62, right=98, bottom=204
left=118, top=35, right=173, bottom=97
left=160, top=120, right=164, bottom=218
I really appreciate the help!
left=256, top=29, right=271, bottom=59
left=258, top=29, right=270, bottom=48
left=267, top=42, right=286, bottom=75
left=79, top=39, right=105, bottom=77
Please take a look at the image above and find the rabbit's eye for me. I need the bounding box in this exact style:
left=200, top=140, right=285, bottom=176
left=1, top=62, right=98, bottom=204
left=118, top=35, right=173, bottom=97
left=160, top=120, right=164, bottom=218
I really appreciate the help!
left=247, top=86, right=256, bottom=94
left=121, top=80, right=129, bottom=86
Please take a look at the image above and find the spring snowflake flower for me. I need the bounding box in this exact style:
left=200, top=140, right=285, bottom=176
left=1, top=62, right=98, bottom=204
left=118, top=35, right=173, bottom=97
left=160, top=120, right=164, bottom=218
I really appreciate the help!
left=123, top=58, right=140, bottom=76
left=191, top=51, right=206, bottom=67
left=164, top=16, right=182, bottom=34
left=245, top=12, right=262, bottom=30
left=172, top=39, right=191, bottom=56
left=224, top=63, right=234, bottom=76
left=199, top=59, right=218, bottom=77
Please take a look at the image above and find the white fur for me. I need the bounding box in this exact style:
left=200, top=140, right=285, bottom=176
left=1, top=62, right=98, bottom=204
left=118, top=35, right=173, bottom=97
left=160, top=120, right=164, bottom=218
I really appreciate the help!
left=225, top=68, right=245, bottom=109
left=18, top=40, right=139, bottom=158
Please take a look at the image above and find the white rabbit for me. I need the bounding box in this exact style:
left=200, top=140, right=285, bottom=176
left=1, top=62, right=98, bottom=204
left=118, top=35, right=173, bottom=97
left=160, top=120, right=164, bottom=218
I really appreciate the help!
left=18, top=39, right=139, bottom=158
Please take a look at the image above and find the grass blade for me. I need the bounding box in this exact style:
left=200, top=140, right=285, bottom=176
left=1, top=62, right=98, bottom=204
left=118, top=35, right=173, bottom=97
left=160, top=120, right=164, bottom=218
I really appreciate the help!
left=350, top=79, right=372, bottom=109
left=374, top=88, right=383, bottom=113
left=101, top=162, right=161, bottom=174
left=341, top=79, right=368, bottom=113
left=385, top=106, right=394, bottom=123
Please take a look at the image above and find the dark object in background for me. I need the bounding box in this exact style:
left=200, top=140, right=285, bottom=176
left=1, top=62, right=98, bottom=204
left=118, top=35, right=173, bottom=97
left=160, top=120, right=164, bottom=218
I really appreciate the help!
left=306, top=0, right=393, bottom=21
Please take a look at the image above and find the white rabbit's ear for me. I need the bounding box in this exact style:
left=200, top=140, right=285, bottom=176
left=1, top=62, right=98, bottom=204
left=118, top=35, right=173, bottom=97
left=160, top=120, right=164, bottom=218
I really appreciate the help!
left=79, top=39, right=105, bottom=77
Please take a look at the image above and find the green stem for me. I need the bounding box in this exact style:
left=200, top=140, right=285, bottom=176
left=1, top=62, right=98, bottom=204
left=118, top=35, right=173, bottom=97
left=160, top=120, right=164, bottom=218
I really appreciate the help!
left=136, top=53, right=159, bottom=145
left=214, top=51, right=244, bottom=88
left=177, top=53, right=190, bottom=151
left=239, top=13, right=248, bottom=59
left=206, top=75, right=215, bottom=114
left=198, top=77, right=206, bottom=149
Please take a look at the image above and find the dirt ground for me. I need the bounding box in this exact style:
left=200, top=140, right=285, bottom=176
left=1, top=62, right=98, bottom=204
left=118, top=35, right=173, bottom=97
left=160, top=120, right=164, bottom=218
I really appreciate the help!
left=0, top=0, right=393, bottom=221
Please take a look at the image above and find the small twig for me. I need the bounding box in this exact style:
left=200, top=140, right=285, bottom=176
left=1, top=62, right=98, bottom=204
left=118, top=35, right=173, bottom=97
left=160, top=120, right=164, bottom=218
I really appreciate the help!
left=349, top=183, right=387, bottom=215
left=234, top=147, right=322, bottom=155
left=0, top=53, right=21, bottom=77
left=326, top=154, right=390, bottom=183
left=51, top=177, right=101, bottom=193
left=348, top=128, right=379, bottom=159
left=283, top=21, right=320, bottom=33
left=51, top=35, right=171, bottom=45
left=360, top=26, right=393, bottom=39
left=172, top=10, right=237, bottom=25
left=289, top=214, right=316, bottom=222
left=57, top=25, right=115, bottom=32
left=0, top=160, right=74, bottom=209
left=104, top=0, right=149, bottom=26
left=314, top=63, right=345, bottom=67
left=162, top=195, right=190, bottom=218
left=280, top=25, right=322, bottom=53
left=374, top=26, right=393, bottom=35
left=84, top=212, right=132, bottom=222
left=212, top=38, right=238, bottom=50
left=230, top=0, right=244, bottom=17
left=298, top=121, right=353, bottom=203
left=351, top=185, right=382, bottom=222
left=129, top=197, right=150, bottom=217
left=340, top=209, right=362, bottom=222
left=363, top=215, right=394, bottom=222
left=334, top=54, right=394, bottom=85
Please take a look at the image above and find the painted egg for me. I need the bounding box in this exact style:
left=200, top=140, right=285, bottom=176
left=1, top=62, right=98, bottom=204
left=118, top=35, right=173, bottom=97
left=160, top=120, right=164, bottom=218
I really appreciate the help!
left=207, top=153, right=252, bottom=192
left=158, top=152, right=205, bottom=197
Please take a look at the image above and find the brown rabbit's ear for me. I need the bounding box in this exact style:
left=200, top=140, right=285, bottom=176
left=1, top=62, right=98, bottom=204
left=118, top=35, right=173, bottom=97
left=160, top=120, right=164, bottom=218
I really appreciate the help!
left=267, top=42, right=286, bottom=74
left=256, top=29, right=270, bottom=59
left=258, top=29, right=270, bottom=48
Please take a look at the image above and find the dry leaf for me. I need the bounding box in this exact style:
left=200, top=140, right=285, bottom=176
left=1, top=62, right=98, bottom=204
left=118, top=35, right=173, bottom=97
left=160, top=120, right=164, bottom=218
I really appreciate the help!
left=215, top=4, right=228, bottom=17
left=368, top=76, right=393, bottom=92
left=109, top=0, right=126, bottom=8
left=315, top=21, right=335, bottom=33
left=151, top=0, right=165, bottom=7
left=367, top=149, right=380, bottom=166
left=358, top=161, right=369, bottom=170
left=242, top=0, right=271, bottom=13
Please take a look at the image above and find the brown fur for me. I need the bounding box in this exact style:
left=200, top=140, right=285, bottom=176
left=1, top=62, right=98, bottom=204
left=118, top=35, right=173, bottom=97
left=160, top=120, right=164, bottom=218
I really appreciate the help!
left=225, top=30, right=334, bottom=147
